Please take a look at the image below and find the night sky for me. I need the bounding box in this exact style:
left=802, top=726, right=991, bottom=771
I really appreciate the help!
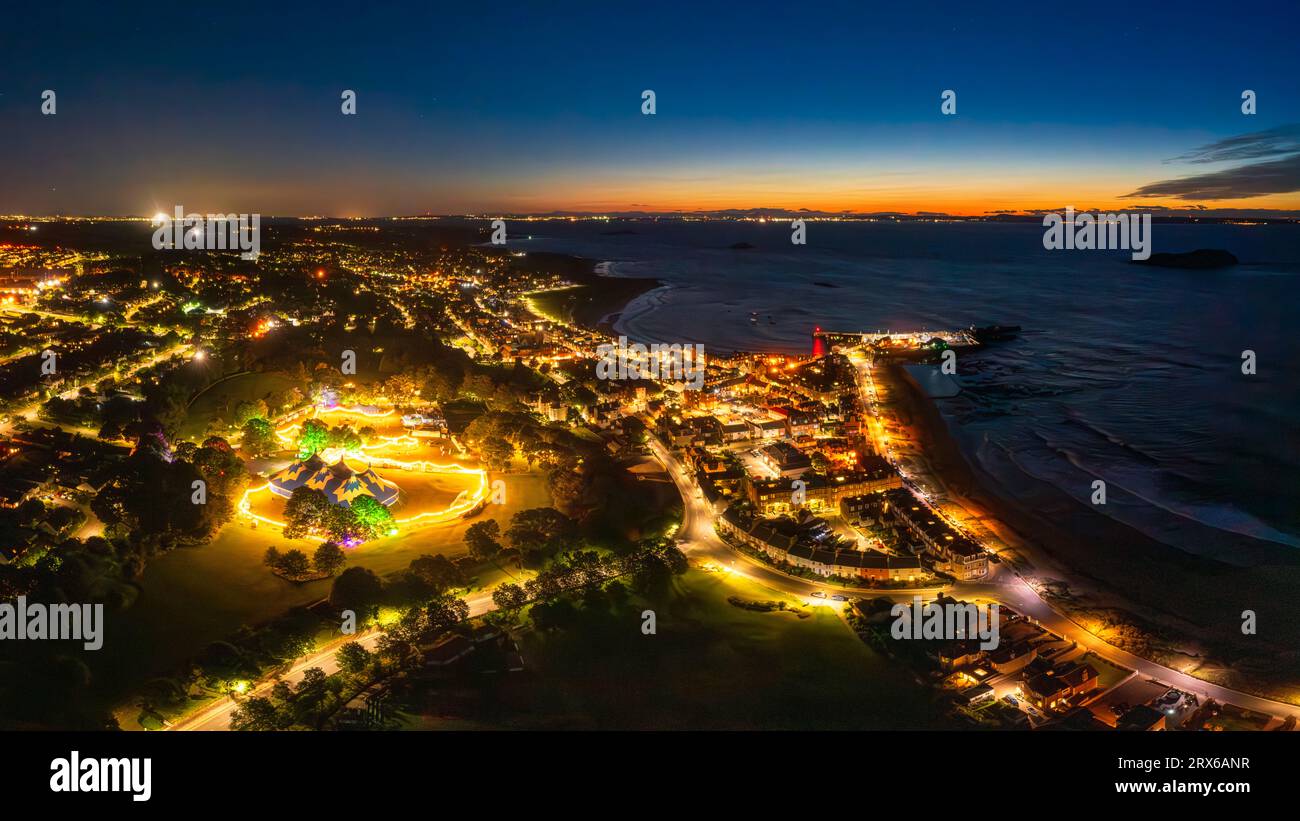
left=2, top=0, right=1298, bottom=216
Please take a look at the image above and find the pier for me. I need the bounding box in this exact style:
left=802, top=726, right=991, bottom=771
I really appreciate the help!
left=813, top=326, right=982, bottom=355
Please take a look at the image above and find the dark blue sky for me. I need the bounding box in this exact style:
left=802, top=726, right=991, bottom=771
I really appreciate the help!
left=2, top=0, right=1298, bottom=215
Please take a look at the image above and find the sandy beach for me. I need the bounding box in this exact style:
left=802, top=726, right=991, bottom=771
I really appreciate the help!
left=879, top=361, right=1300, bottom=705
left=520, top=253, right=662, bottom=334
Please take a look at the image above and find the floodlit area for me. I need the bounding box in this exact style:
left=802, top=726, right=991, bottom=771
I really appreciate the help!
left=237, top=404, right=489, bottom=538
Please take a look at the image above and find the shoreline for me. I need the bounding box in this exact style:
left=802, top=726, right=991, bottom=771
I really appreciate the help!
left=879, top=361, right=1300, bottom=705
left=519, top=252, right=662, bottom=335
left=533, top=240, right=1300, bottom=705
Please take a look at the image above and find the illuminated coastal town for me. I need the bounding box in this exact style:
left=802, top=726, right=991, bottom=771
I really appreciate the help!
left=3, top=14, right=1299, bottom=811
left=0, top=213, right=1293, bottom=738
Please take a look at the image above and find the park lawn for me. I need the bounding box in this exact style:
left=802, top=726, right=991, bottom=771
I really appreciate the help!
left=179, top=370, right=301, bottom=440
left=507, top=569, right=952, bottom=730
left=96, top=470, right=552, bottom=716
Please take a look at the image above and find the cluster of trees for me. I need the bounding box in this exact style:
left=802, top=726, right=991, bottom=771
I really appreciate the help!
left=281, top=487, right=394, bottom=543
left=263, top=542, right=346, bottom=580
left=240, top=416, right=277, bottom=457
left=91, top=433, right=248, bottom=557
left=326, top=550, right=471, bottom=618
left=461, top=507, right=578, bottom=569
left=462, top=409, right=676, bottom=547
left=461, top=411, right=587, bottom=474
left=412, top=358, right=547, bottom=411
left=491, top=539, right=688, bottom=616
left=229, top=638, right=386, bottom=731
left=229, top=666, right=345, bottom=731
left=375, top=594, right=471, bottom=663
left=295, top=418, right=373, bottom=460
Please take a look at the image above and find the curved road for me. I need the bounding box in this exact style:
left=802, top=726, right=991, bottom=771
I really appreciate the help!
left=170, top=436, right=1298, bottom=731
left=651, top=438, right=1300, bottom=723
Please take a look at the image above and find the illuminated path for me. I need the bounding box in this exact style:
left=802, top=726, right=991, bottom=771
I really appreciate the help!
left=238, top=404, right=490, bottom=534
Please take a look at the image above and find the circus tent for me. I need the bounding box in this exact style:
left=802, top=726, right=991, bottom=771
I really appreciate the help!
left=268, top=454, right=400, bottom=507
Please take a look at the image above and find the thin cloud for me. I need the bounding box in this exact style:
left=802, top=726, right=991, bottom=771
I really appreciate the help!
left=1167, top=125, right=1300, bottom=164
left=1125, top=124, right=1300, bottom=200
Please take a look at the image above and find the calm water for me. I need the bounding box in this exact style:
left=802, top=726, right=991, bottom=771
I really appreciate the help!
left=515, top=219, right=1300, bottom=566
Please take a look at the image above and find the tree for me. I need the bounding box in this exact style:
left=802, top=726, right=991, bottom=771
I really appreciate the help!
left=605, top=579, right=630, bottom=607
left=322, top=504, right=365, bottom=544
left=491, top=583, right=527, bottom=612
left=336, top=641, right=372, bottom=676
left=423, top=368, right=464, bottom=403
left=279, top=549, right=310, bottom=576
left=330, top=566, right=383, bottom=612
left=270, top=680, right=294, bottom=705
left=313, top=541, right=346, bottom=576
left=297, top=418, right=330, bottom=460
left=233, top=398, right=269, bottom=427
left=263, top=546, right=283, bottom=570
left=630, top=544, right=688, bottom=596
left=463, top=519, right=502, bottom=562
left=327, top=425, right=361, bottom=452
left=505, top=507, right=577, bottom=563
left=296, top=667, right=327, bottom=695
left=407, top=553, right=464, bottom=596
left=283, top=487, right=332, bottom=540
left=350, top=495, right=394, bottom=539
left=479, top=436, right=515, bottom=472
left=382, top=373, right=419, bottom=403
left=241, top=417, right=277, bottom=458
left=230, top=696, right=281, bottom=731
left=425, top=595, right=470, bottom=634
left=192, top=437, right=249, bottom=500
left=547, top=468, right=587, bottom=512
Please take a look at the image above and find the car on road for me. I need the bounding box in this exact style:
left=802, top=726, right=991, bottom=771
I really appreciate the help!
left=831, top=594, right=848, bottom=602
left=810, top=591, right=827, bottom=598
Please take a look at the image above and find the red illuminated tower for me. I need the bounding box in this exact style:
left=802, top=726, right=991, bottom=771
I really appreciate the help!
left=812, top=326, right=826, bottom=357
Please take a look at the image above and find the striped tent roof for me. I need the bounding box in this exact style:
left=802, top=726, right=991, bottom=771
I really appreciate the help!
left=268, top=455, right=400, bottom=508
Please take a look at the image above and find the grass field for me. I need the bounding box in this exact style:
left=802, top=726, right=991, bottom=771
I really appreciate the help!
left=503, top=569, right=953, bottom=730
left=91, top=470, right=552, bottom=711
left=179, top=371, right=300, bottom=440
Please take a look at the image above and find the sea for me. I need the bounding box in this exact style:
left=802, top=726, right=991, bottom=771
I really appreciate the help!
left=511, top=218, right=1300, bottom=568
